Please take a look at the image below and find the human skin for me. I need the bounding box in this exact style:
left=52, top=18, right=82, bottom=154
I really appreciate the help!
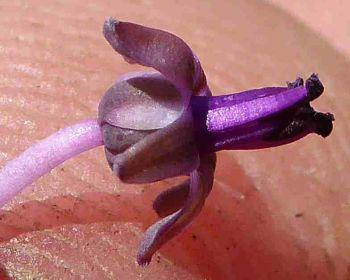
left=0, top=0, right=349, bottom=279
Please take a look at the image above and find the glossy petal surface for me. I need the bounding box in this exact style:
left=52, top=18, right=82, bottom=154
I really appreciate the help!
left=98, top=73, right=183, bottom=130
left=113, top=110, right=199, bottom=183
left=153, top=179, right=190, bottom=217
left=103, top=18, right=210, bottom=108
left=205, top=86, right=308, bottom=132
left=153, top=153, right=216, bottom=217
left=138, top=154, right=216, bottom=265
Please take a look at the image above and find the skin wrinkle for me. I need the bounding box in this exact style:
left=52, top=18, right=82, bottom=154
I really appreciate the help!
left=0, top=1, right=348, bottom=279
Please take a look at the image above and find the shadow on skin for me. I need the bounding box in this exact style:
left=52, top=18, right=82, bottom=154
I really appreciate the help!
left=160, top=152, right=322, bottom=280
left=0, top=265, right=10, bottom=280
left=0, top=153, right=324, bottom=280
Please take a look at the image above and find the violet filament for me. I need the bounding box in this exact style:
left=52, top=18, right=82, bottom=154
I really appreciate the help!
left=0, top=120, right=103, bottom=207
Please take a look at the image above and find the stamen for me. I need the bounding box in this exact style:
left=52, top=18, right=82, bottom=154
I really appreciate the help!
left=313, top=112, right=335, bottom=137
left=306, top=73, right=324, bottom=101
left=287, top=77, right=304, bottom=89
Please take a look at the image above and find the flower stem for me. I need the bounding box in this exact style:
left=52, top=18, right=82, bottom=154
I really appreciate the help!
left=0, top=119, right=103, bottom=207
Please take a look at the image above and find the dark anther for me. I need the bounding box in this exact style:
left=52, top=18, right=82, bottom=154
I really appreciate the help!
left=313, top=112, right=335, bottom=137
left=287, top=77, right=304, bottom=89
left=267, top=105, right=334, bottom=141
left=271, top=118, right=307, bottom=141
left=306, top=73, right=324, bottom=101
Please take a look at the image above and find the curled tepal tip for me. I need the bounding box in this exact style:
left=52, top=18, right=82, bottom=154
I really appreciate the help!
left=103, top=17, right=120, bottom=51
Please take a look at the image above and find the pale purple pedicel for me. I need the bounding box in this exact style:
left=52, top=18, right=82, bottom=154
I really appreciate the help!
left=0, top=18, right=334, bottom=265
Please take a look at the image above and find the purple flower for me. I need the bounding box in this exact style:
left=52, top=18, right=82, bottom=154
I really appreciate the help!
left=0, top=18, right=334, bottom=266
left=100, top=18, right=334, bottom=264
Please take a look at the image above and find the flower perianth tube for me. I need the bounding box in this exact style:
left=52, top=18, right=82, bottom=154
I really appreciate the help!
left=191, top=75, right=334, bottom=153
left=0, top=119, right=103, bottom=207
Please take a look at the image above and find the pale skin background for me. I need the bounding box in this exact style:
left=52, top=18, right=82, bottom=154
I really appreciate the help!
left=0, top=0, right=349, bottom=279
